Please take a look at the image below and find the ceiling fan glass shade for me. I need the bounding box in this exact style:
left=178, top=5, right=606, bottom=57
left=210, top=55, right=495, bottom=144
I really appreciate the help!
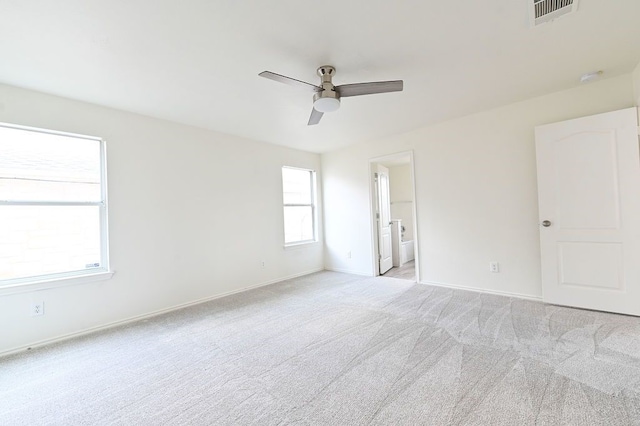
left=313, top=97, right=340, bottom=113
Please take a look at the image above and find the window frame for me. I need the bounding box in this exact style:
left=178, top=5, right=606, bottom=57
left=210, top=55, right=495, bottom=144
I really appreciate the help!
left=282, top=166, right=318, bottom=247
left=0, top=122, right=112, bottom=292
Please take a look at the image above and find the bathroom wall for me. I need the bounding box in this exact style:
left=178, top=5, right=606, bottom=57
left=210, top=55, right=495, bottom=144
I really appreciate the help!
left=388, top=164, right=414, bottom=241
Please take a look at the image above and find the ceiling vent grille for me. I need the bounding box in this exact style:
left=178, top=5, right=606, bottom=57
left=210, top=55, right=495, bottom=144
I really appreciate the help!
left=531, top=0, right=578, bottom=26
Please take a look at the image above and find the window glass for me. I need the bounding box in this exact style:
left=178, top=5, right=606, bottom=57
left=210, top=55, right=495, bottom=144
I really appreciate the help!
left=282, top=167, right=311, bottom=205
left=282, top=167, right=316, bottom=245
left=0, top=126, right=101, bottom=202
left=283, top=205, right=313, bottom=244
left=0, top=205, right=101, bottom=281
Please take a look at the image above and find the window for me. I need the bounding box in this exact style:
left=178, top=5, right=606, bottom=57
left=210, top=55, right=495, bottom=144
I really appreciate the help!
left=282, top=167, right=317, bottom=245
left=0, top=123, right=110, bottom=287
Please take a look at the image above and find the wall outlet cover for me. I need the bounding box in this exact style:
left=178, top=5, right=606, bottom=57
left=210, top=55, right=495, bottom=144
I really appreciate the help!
left=31, top=302, right=44, bottom=316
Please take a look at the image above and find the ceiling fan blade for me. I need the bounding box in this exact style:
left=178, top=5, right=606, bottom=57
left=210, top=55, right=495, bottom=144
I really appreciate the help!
left=259, top=71, right=322, bottom=92
left=308, top=108, right=323, bottom=126
left=336, top=80, right=403, bottom=97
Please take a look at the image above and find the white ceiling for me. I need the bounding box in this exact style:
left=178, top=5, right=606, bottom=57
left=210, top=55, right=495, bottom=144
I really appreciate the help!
left=1, top=1, right=639, bottom=153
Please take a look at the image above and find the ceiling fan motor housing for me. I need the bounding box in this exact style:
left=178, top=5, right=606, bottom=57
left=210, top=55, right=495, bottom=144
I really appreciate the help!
left=313, top=65, right=340, bottom=112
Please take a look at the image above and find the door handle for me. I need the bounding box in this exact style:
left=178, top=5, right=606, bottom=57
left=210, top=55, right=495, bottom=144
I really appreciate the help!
left=542, top=220, right=552, bottom=227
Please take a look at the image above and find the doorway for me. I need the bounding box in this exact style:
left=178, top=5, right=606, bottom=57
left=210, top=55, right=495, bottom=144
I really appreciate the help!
left=370, top=151, right=419, bottom=282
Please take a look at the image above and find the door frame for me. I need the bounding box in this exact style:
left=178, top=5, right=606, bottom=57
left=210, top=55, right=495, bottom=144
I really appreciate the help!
left=368, top=151, right=420, bottom=281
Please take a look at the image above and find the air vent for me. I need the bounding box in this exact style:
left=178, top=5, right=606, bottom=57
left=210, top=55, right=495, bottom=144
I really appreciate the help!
left=531, top=0, right=578, bottom=26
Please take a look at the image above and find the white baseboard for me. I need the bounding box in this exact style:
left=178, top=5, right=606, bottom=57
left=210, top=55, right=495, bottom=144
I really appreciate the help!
left=419, top=280, right=543, bottom=302
left=0, top=268, right=324, bottom=358
left=323, top=267, right=373, bottom=277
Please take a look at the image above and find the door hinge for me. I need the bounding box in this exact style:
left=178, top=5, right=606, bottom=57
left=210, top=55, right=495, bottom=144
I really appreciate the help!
left=376, top=212, right=380, bottom=219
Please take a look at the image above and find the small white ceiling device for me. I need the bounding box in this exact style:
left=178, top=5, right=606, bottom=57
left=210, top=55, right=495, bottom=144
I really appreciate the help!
left=259, top=66, right=403, bottom=125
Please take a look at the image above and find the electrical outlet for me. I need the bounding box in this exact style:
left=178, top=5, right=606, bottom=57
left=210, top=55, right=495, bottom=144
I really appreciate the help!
left=31, top=301, right=44, bottom=316
left=489, top=262, right=499, bottom=273
left=261, top=261, right=266, bottom=268
left=347, top=251, right=352, bottom=259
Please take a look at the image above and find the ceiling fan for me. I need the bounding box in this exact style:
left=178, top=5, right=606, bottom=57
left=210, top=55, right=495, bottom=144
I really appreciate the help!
left=258, top=66, right=403, bottom=125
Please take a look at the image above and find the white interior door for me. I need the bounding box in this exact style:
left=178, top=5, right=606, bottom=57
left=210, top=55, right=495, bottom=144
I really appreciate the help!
left=535, top=107, right=640, bottom=316
left=376, top=165, right=393, bottom=274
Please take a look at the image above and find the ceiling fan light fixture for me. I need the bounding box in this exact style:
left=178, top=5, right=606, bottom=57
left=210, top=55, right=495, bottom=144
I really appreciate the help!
left=313, top=97, right=340, bottom=113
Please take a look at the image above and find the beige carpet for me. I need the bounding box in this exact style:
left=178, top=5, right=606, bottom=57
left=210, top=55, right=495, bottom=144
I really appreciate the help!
left=2, top=271, right=640, bottom=425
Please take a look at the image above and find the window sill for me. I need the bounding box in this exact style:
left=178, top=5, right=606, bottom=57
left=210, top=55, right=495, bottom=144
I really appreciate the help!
left=284, top=241, right=321, bottom=250
left=0, top=271, right=115, bottom=296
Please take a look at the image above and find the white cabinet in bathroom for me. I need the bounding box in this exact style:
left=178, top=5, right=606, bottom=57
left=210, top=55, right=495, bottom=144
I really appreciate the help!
left=391, top=219, right=415, bottom=268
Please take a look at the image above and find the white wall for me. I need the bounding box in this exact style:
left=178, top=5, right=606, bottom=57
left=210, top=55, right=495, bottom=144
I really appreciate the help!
left=323, top=74, right=635, bottom=298
left=634, top=62, right=640, bottom=106
left=0, top=84, right=323, bottom=354
left=389, top=165, right=414, bottom=241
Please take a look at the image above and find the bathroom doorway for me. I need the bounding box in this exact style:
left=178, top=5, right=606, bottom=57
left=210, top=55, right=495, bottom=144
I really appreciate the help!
left=369, top=151, right=419, bottom=282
